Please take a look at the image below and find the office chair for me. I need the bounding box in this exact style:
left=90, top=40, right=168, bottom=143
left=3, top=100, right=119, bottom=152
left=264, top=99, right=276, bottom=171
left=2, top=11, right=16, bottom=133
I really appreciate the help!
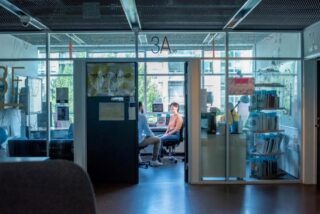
left=162, top=123, right=184, bottom=164
left=138, top=145, right=150, bottom=168
left=0, top=160, right=97, bottom=214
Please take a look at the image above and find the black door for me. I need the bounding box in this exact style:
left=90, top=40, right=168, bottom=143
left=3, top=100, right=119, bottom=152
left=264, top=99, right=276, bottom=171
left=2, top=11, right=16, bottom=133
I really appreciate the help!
left=86, top=62, right=138, bottom=184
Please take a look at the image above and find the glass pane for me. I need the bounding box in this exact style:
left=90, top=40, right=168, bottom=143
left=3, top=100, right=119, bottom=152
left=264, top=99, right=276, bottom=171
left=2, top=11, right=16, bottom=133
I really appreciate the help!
left=0, top=33, right=46, bottom=59
left=0, top=61, right=48, bottom=158
left=49, top=32, right=135, bottom=59
left=229, top=32, right=301, bottom=58
left=145, top=75, right=185, bottom=114
left=138, top=32, right=226, bottom=58
left=200, top=60, right=226, bottom=181
left=49, top=60, right=73, bottom=140
left=227, top=59, right=301, bottom=181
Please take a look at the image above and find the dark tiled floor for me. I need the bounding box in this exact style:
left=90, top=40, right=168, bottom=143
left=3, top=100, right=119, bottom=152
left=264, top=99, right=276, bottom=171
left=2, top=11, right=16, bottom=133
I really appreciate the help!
left=95, top=159, right=320, bottom=214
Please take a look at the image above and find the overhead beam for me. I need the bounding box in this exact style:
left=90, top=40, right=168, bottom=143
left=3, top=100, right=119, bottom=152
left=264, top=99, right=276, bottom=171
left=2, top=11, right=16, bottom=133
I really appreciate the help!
left=224, top=0, right=262, bottom=29
left=119, top=0, right=141, bottom=30
left=0, top=0, right=49, bottom=30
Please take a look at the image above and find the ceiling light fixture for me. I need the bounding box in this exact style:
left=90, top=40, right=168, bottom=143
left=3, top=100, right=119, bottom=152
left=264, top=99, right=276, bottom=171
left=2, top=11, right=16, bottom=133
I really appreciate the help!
left=224, top=0, right=262, bottom=29
left=203, top=33, right=214, bottom=44
left=66, top=34, right=85, bottom=45
left=119, top=0, right=141, bottom=30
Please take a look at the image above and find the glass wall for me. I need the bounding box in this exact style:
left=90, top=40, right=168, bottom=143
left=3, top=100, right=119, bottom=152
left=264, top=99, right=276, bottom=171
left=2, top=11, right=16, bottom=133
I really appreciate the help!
left=0, top=33, right=46, bottom=59
left=49, top=60, right=74, bottom=140
left=200, top=60, right=226, bottom=181
left=198, top=32, right=301, bottom=182
left=0, top=31, right=302, bottom=183
left=0, top=60, right=47, bottom=157
left=138, top=32, right=226, bottom=58
left=139, top=61, right=186, bottom=118
left=49, top=32, right=136, bottom=59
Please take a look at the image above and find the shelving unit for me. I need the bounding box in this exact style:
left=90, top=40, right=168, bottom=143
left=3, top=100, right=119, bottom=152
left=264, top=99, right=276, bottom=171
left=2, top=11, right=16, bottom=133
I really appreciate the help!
left=243, top=129, right=284, bottom=134
left=247, top=82, right=285, bottom=179
left=249, top=107, right=286, bottom=111
left=254, top=83, right=285, bottom=88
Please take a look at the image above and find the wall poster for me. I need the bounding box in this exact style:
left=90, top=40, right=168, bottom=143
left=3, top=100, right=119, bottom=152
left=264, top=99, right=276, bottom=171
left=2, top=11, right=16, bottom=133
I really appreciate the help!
left=87, top=63, right=135, bottom=97
left=228, top=77, right=255, bottom=95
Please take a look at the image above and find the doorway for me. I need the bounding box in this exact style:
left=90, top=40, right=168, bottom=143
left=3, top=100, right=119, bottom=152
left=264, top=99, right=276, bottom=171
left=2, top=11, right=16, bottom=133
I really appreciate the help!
left=137, top=61, right=188, bottom=184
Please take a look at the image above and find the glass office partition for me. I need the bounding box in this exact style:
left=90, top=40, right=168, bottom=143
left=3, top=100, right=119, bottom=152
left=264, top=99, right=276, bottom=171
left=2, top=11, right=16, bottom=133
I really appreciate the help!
left=0, top=60, right=48, bottom=157
left=49, top=60, right=74, bottom=140
left=138, top=32, right=226, bottom=58
left=49, top=32, right=135, bottom=59
left=227, top=60, right=301, bottom=181
left=200, top=60, right=226, bottom=181
left=0, top=33, right=46, bottom=59
left=228, top=32, right=301, bottom=58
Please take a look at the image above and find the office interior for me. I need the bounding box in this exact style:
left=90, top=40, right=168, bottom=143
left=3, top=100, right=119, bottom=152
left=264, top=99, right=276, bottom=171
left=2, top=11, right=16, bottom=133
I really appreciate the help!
left=0, top=2, right=319, bottom=190
left=1, top=28, right=317, bottom=185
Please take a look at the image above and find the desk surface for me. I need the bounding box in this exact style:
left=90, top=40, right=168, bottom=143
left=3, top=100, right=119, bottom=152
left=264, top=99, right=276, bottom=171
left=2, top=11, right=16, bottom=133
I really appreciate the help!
left=0, top=157, right=49, bottom=163
left=150, top=126, right=167, bottom=132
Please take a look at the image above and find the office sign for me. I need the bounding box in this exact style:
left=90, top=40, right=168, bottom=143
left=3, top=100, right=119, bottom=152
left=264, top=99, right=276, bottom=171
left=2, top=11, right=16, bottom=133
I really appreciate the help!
left=228, top=77, right=255, bottom=95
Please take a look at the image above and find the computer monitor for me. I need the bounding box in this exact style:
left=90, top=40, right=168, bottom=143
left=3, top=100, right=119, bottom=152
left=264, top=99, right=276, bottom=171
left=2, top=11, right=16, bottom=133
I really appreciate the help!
left=152, top=103, right=163, bottom=112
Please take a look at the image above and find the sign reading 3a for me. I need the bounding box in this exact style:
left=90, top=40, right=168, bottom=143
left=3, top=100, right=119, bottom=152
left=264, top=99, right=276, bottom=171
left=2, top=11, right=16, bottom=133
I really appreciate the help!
left=151, top=36, right=173, bottom=54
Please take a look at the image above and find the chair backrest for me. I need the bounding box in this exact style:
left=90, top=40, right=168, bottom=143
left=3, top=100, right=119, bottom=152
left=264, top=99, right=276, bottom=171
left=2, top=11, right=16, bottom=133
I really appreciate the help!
left=0, top=160, right=97, bottom=214
left=179, top=122, right=184, bottom=142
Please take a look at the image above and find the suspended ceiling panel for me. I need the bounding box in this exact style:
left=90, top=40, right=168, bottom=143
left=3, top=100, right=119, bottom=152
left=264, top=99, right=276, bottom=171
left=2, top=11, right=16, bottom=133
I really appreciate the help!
left=136, top=0, right=246, bottom=30
left=0, top=0, right=319, bottom=31
left=1, top=0, right=130, bottom=31
left=238, top=0, right=320, bottom=30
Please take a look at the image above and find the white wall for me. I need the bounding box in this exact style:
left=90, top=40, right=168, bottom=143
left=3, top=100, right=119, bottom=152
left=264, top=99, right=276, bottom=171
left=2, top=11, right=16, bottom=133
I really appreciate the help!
left=302, top=59, right=317, bottom=184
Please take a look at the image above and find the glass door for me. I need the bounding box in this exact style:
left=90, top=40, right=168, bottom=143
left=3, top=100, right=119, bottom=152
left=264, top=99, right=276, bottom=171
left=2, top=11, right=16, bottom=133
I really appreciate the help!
left=227, top=59, right=301, bottom=182
left=200, top=59, right=227, bottom=181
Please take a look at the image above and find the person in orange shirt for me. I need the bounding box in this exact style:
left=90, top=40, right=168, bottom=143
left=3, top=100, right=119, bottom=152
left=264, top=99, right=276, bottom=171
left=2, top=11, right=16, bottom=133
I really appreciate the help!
left=160, top=102, right=183, bottom=148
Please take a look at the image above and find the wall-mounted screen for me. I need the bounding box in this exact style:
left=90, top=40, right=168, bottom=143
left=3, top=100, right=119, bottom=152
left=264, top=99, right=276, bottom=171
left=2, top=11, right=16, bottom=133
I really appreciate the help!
left=152, top=103, right=163, bottom=112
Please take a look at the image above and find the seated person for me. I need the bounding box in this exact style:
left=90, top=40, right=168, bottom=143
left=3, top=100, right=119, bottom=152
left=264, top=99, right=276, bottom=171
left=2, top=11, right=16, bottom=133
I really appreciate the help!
left=220, top=102, right=240, bottom=133
left=138, top=102, right=163, bottom=167
left=160, top=102, right=183, bottom=143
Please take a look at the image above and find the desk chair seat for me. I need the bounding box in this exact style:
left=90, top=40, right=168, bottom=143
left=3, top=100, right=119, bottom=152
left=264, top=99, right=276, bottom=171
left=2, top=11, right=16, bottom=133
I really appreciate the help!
left=162, top=124, right=184, bottom=164
left=138, top=145, right=150, bottom=168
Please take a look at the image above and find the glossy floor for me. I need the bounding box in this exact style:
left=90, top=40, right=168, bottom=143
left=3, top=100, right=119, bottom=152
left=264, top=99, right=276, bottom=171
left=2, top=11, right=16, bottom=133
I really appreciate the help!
left=95, top=160, right=320, bottom=214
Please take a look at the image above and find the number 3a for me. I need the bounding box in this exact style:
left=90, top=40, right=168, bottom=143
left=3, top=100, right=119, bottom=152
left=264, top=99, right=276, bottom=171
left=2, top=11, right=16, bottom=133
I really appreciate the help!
left=151, top=36, right=160, bottom=54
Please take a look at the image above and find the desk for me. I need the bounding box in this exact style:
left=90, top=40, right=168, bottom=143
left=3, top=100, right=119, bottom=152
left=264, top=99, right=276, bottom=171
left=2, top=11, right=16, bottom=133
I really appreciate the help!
left=150, top=126, right=167, bottom=135
left=201, top=133, right=246, bottom=178
left=30, top=128, right=69, bottom=139
left=0, top=157, right=49, bottom=163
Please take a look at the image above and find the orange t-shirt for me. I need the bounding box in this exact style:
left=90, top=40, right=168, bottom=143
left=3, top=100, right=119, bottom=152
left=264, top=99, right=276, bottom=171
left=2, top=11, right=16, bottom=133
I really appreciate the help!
left=167, top=114, right=183, bottom=132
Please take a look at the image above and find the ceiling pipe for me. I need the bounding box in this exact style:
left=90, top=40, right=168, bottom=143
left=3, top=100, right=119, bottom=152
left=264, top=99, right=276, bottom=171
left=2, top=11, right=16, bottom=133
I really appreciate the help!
left=224, top=0, right=262, bottom=29
left=0, top=0, right=49, bottom=30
